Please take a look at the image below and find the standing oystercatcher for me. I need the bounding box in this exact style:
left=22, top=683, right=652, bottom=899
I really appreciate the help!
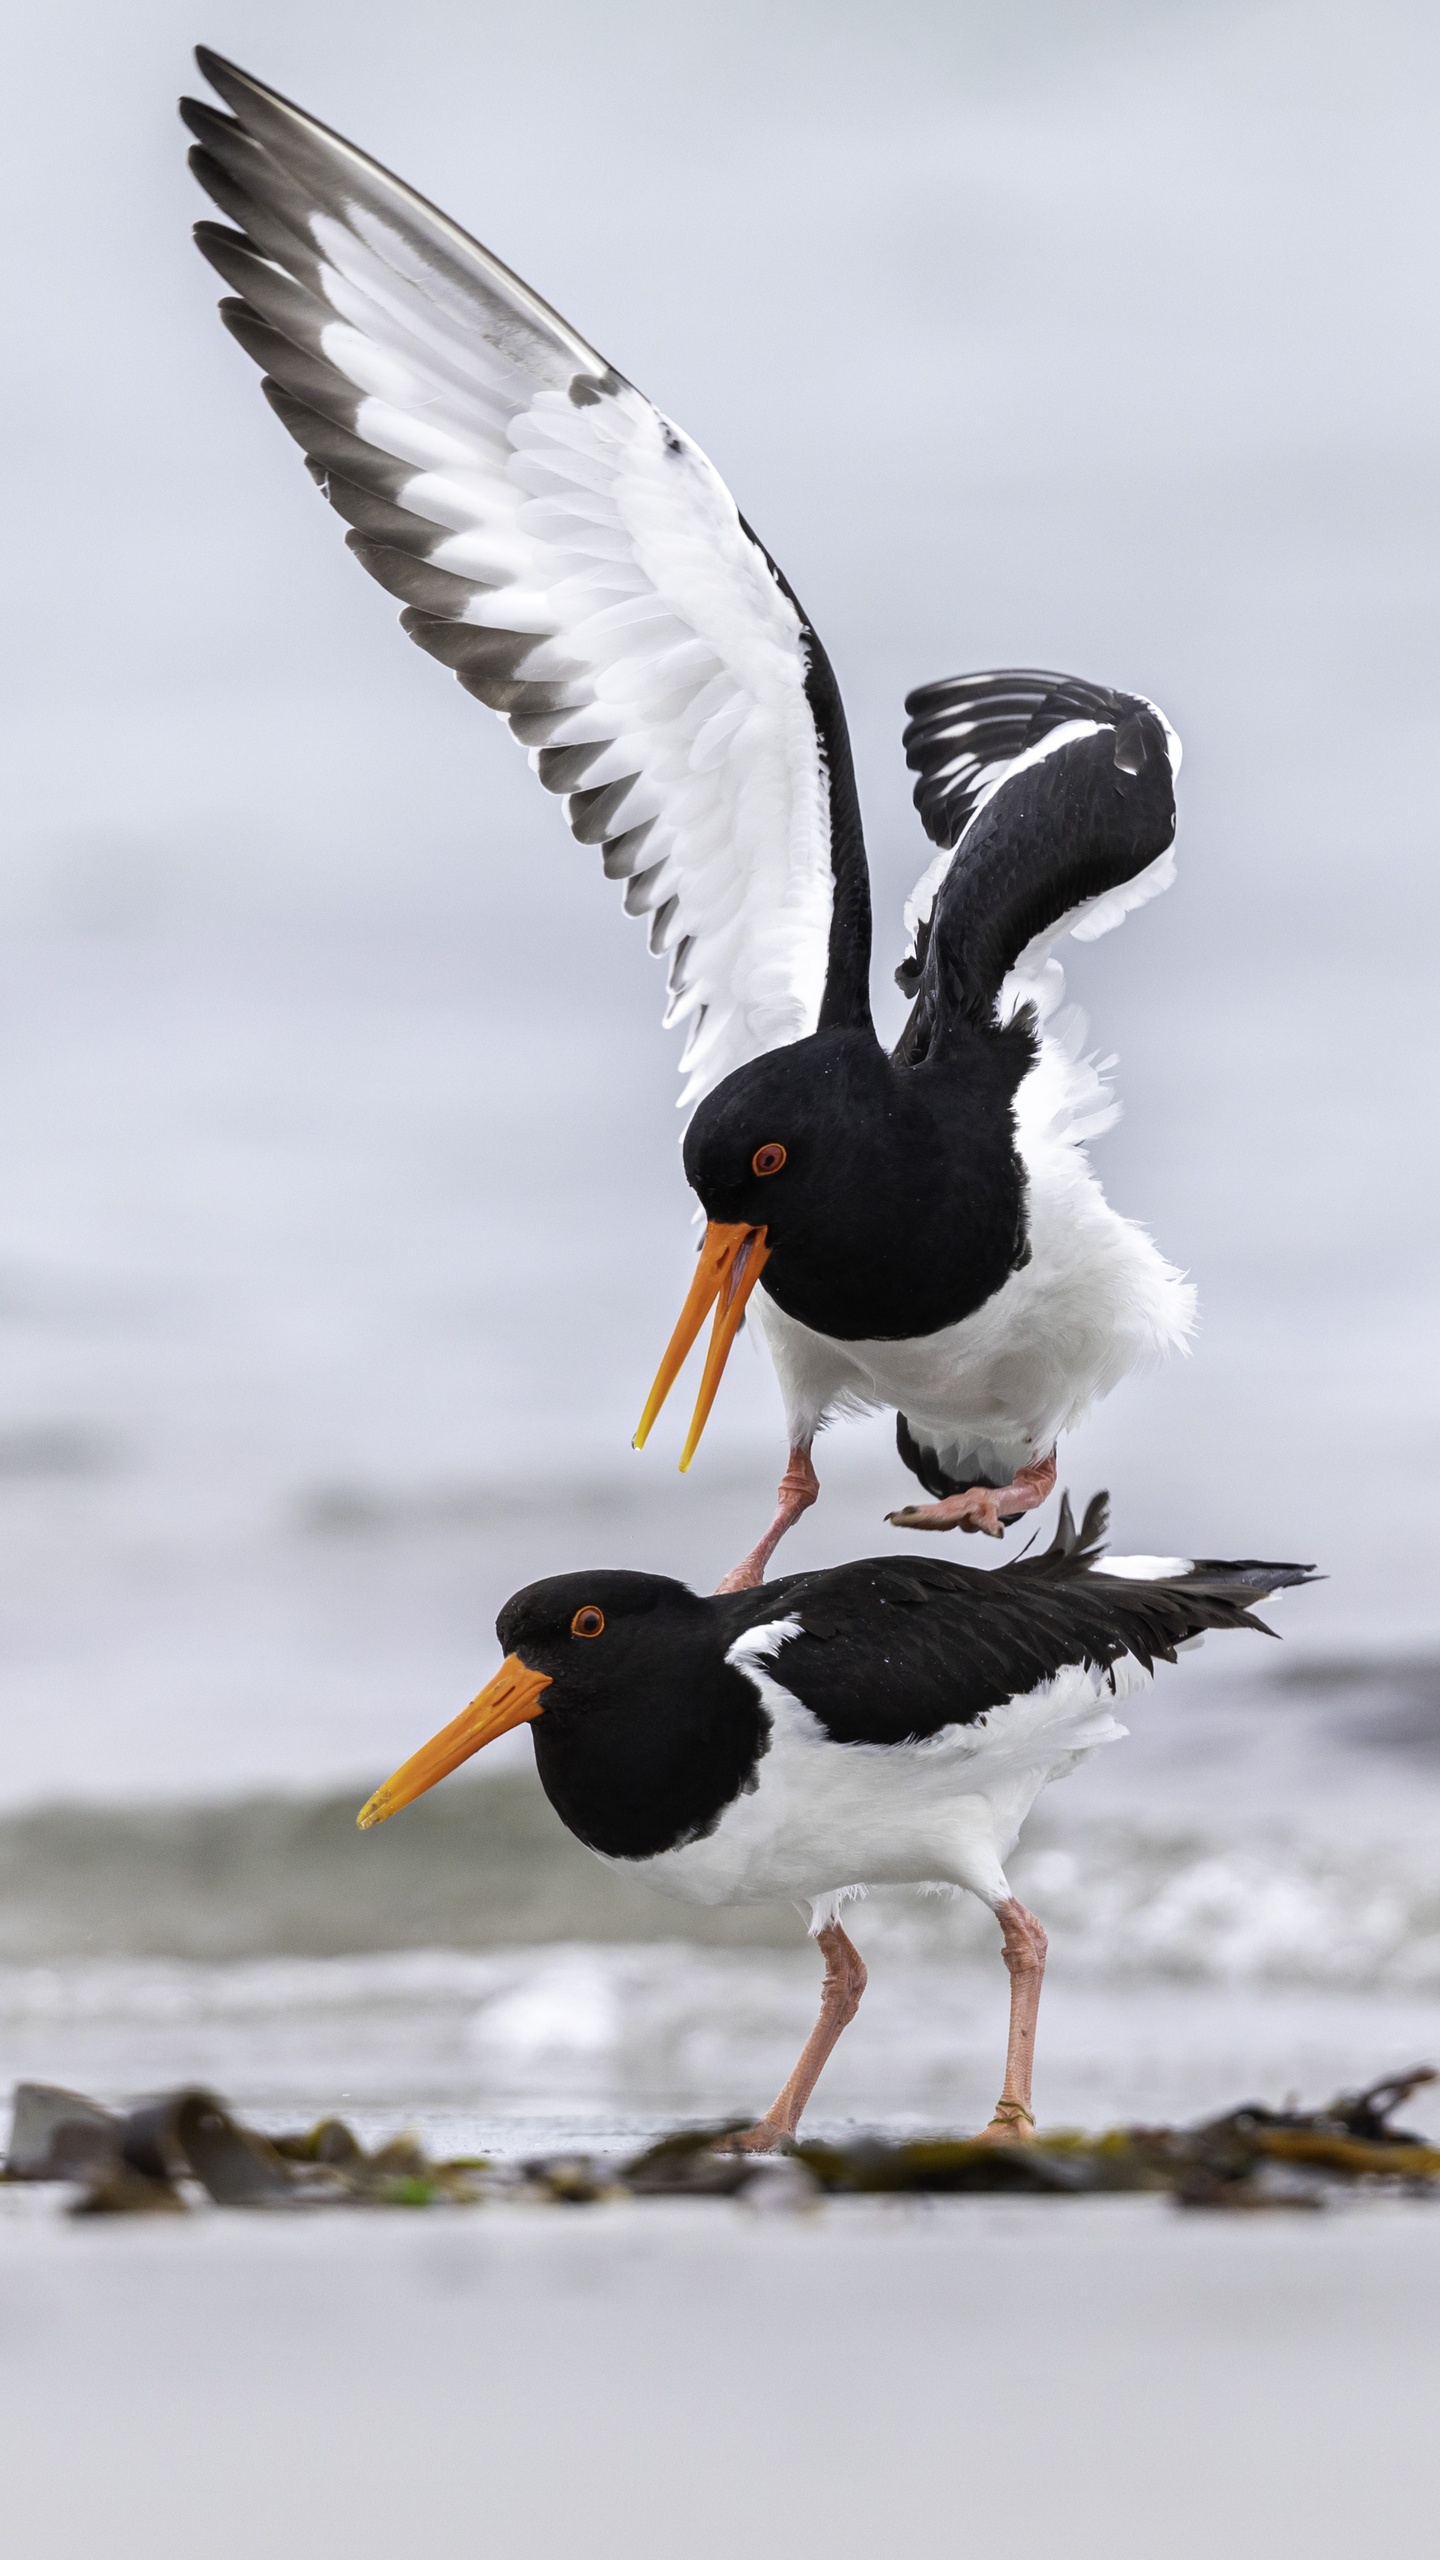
left=359, top=1498, right=1312, bottom=2146
left=185, top=55, right=1193, bottom=1589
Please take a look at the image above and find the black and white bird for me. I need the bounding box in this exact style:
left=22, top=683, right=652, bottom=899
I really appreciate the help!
left=359, top=1498, right=1312, bottom=2146
left=185, top=53, right=1194, bottom=1589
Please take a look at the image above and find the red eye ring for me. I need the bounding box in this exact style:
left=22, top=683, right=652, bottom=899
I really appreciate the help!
left=752, top=1142, right=787, bottom=1177
left=571, top=1606, right=605, bottom=1639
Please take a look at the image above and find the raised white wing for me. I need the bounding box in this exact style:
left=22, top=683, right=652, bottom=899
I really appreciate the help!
left=185, top=51, right=870, bottom=1108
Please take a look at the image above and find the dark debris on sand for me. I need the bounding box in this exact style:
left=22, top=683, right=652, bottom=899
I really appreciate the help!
left=4, top=2071, right=1438, bottom=2218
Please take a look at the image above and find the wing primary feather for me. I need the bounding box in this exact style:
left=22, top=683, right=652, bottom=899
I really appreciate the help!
left=314, top=469, right=446, bottom=551
left=186, top=53, right=863, bottom=1106
left=600, top=824, right=657, bottom=880
left=536, top=741, right=608, bottom=794
left=569, top=778, right=643, bottom=845
left=344, top=540, right=490, bottom=618
left=218, top=301, right=360, bottom=424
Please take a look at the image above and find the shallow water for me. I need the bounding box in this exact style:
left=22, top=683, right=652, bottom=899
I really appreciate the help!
left=7, top=1948, right=1440, bottom=2154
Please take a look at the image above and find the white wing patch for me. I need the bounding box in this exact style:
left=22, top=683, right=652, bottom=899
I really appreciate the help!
left=898, top=672, right=1182, bottom=1017
left=188, top=57, right=837, bottom=1108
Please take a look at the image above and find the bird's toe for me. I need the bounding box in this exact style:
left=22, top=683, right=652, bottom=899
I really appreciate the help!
left=888, top=1492, right=1006, bottom=1536
left=976, top=2105, right=1038, bottom=2145
left=711, top=2120, right=791, bottom=2156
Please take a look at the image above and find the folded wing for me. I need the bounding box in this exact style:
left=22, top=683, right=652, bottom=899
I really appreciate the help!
left=750, top=1495, right=1313, bottom=1746
left=184, top=51, right=870, bottom=1106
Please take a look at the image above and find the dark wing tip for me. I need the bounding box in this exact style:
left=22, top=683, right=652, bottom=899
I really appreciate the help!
left=191, top=49, right=346, bottom=156
left=194, top=44, right=250, bottom=94
left=178, top=94, right=227, bottom=142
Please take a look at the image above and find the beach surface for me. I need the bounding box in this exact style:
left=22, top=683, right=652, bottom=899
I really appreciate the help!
left=5, top=2182, right=1438, bottom=2558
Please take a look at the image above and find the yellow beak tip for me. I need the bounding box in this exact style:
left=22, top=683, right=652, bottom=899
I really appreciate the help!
left=356, top=1794, right=389, bottom=1831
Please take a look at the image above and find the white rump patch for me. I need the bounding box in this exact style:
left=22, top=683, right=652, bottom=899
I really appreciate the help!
left=1095, top=1555, right=1193, bottom=1581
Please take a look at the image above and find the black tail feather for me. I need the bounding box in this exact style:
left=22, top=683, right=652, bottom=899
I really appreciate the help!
left=1022, top=1487, right=1110, bottom=1573
left=1007, top=1488, right=1318, bottom=1658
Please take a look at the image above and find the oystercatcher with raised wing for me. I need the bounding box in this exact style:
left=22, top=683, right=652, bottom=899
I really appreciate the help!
left=185, top=54, right=1194, bottom=1588
left=358, top=1499, right=1312, bottom=2146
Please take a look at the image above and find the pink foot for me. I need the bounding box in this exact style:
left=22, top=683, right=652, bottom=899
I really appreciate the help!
left=711, top=2119, right=790, bottom=2156
left=888, top=1450, right=1057, bottom=1540
left=715, top=1445, right=819, bottom=1593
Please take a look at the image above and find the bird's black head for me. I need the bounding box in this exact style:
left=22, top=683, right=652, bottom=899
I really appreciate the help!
left=359, top=1568, right=770, bottom=1862
left=680, top=1029, right=865, bottom=1245
left=496, top=1568, right=701, bottom=1688
left=633, top=1021, right=1032, bottom=1468
left=678, top=1020, right=1031, bottom=1342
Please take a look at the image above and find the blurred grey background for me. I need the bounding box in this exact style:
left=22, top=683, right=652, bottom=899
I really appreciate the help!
left=2, top=0, right=1438, bottom=1815
left=7, top=29, right=1440, bottom=2520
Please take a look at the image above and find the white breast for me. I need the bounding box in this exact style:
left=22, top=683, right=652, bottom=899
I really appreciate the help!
left=597, top=1633, right=1148, bottom=1928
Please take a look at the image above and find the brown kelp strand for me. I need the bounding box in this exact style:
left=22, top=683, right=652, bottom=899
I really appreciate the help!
left=4, top=2071, right=1438, bottom=2216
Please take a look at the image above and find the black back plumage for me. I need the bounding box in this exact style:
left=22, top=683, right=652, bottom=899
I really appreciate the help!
left=495, top=1503, right=1314, bottom=1860
left=746, top=1494, right=1312, bottom=1747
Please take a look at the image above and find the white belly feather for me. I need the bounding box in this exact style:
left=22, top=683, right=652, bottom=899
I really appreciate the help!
left=598, top=1631, right=1148, bottom=1928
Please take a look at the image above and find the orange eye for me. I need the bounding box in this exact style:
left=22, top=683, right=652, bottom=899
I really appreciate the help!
left=752, top=1143, right=787, bottom=1177
left=570, top=1606, right=605, bottom=1639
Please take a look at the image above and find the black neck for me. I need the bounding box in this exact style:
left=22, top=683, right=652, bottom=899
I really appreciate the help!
left=759, top=1020, right=1034, bottom=1341
left=736, top=517, right=873, bottom=1039
left=531, top=1631, right=769, bottom=1861
left=804, top=629, right=873, bottom=1036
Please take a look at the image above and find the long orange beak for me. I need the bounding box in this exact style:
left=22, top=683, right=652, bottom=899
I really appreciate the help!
left=356, top=1655, right=552, bottom=1830
left=633, top=1220, right=771, bottom=1471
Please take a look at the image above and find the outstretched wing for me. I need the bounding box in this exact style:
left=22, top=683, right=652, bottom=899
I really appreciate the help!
left=183, top=52, right=871, bottom=1108
left=894, top=668, right=1180, bottom=1058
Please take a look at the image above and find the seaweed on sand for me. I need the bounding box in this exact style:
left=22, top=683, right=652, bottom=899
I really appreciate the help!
left=4, top=2071, right=1436, bottom=2217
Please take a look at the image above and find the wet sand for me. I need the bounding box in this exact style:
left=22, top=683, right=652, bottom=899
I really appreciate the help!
left=3, top=2186, right=1437, bottom=2557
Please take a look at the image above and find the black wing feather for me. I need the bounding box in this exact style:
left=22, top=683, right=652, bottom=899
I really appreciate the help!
left=895, top=669, right=1178, bottom=1058
left=743, top=1493, right=1313, bottom=1749
left=903, top=669, right=1125, bottom=853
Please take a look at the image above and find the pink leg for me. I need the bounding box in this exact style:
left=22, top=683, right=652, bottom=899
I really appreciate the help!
left=714, top=1443, right=819, bottom=1594
left=888, top=1450, right=1058, bottom=1541
left=975, top=1898, right=1048, bottom=2142
left=716, top=1923, right=868, bottom=2152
